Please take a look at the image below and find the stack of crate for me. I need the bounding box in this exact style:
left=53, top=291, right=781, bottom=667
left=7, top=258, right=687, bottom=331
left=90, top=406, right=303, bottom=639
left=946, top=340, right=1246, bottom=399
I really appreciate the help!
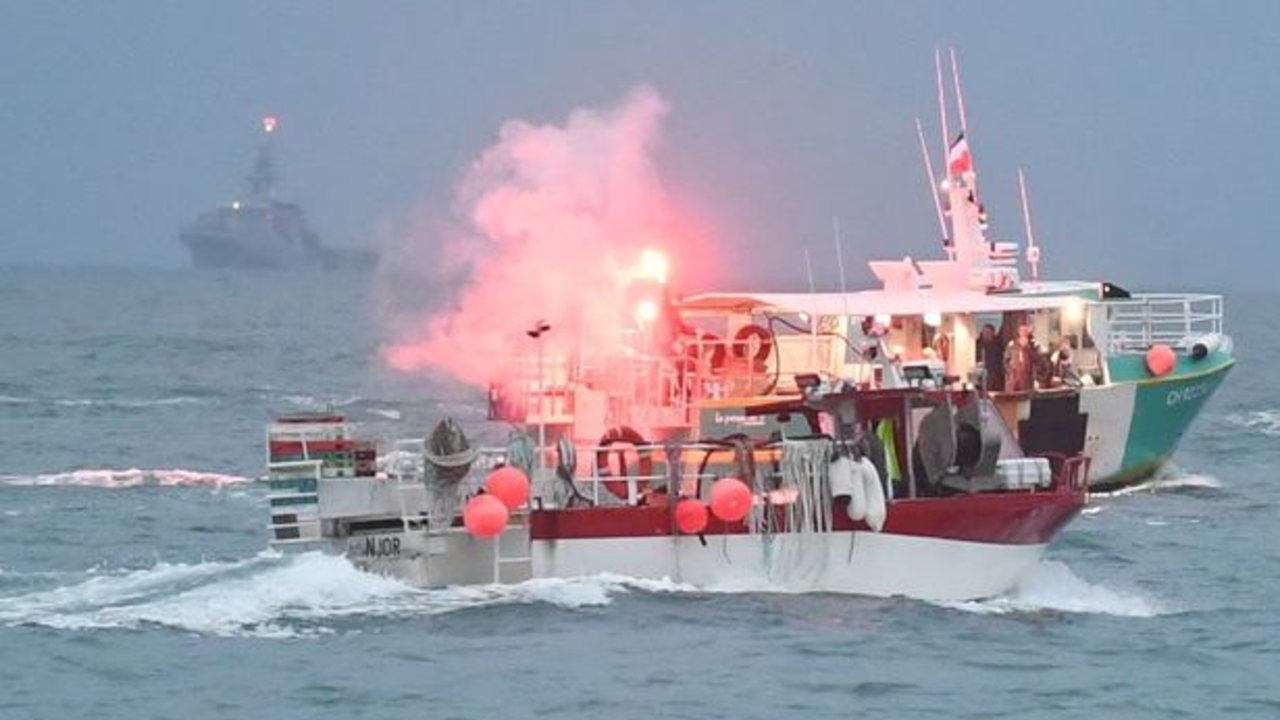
left=265, top=413, right=348, bottom=545
left=267, top=413, right=353, bottom=478
left=353, top=440, right=377, bottom=477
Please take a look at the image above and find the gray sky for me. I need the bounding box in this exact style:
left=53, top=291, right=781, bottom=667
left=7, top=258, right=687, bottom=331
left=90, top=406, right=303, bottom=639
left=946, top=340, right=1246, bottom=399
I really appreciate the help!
left=3, top=1, right=1277, bottom=290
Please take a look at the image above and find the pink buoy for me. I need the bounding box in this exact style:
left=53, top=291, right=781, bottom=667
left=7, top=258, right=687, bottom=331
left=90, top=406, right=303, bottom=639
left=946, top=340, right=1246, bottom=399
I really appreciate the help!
left=463, top=494, right=509, bottom=538
left=709, top=477, right=752, bottom=523
left=1145, top=344, right=1176, bottom=377
left=674, top=498, right=709, bottom=534
left=484, top=466, right=530, bottom=510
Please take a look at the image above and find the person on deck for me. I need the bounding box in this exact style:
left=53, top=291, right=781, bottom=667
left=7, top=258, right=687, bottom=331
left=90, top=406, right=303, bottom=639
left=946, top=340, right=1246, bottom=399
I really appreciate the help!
left=1049, top=336, right=1077, bottom=387
left=976, top=323, right=1004, bottom=391
left=1003, top=324, right=1039, bottom=392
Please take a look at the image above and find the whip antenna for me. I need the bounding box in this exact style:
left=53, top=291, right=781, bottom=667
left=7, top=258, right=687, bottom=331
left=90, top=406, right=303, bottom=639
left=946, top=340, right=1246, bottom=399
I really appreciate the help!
left=916, top=117, right=949, bottom=253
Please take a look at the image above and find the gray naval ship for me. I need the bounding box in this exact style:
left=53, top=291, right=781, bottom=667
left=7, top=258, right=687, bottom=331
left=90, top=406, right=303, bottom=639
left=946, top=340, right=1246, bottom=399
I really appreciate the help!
left=181, top=117, right=377, bottom=270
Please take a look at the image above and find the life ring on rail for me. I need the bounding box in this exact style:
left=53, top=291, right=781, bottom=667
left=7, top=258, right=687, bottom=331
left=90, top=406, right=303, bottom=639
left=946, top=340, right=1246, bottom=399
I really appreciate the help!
left=682, top=332, right=727, bottom=373
left=596, top=426, right=654, bottom=500
left=731, top=324, right=774, bottom=367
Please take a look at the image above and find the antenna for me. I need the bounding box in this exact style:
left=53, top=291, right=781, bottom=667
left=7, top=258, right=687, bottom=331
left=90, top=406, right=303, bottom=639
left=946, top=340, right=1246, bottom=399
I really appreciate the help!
left=833, top=217, right=852, bottom=320
left=1018, top=168, right=1041, bottom=281
left=950, top=48, right=978, bottom=201
left=935, top=48, right=951, bottom=177
left=802, top=243, right=820, bottom=367
left=916, top=117, right=949, bottom=251
left=949, top=48, right=969, bottom=135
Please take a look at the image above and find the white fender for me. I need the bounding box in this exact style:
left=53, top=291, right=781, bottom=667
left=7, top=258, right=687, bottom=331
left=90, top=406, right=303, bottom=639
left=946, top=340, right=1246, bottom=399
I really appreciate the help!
left=857, top=457, right=887, bottom=532
left=829, top=456, right=858, bottom=498
left=834, top=456, right=868, bottom=522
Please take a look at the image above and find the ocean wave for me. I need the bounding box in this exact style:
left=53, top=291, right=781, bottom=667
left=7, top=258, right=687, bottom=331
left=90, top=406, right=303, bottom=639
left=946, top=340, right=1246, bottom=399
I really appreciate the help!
left=938, top=560, right=1171, bottom=618
left=1220, top=409, right=1280, bottom=437
left=0, top=468, right=252, bottom=488
left=0, top=395, right=206, bottom=408
left=278, top=394, right=366, bottom=409
left=0, top=553, right=686, bottom=638
left=1095, top=464, right=1222, bottom=498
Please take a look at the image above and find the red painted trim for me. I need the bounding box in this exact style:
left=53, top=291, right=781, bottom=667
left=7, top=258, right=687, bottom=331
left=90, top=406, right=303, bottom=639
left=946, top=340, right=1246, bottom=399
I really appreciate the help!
left=530, top=490, right=1084, bottom=546
left=269, top=439, right=373, bottom=455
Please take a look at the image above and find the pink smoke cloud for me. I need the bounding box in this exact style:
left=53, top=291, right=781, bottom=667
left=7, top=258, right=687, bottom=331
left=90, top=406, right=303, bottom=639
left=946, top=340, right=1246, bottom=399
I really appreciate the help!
left=382, top=85, right=708, bottom=387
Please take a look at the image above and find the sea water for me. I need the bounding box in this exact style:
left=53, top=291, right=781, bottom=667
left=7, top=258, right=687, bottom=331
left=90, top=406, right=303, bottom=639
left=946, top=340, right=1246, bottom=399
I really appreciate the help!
left=0, top=266, right=1276, bottom=719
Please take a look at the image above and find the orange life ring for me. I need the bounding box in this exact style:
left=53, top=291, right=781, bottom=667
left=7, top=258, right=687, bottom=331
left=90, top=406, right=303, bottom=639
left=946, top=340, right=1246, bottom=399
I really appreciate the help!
left=732, top=324, right=774, bottom=366
left=596, top=427, right=654, bottom=500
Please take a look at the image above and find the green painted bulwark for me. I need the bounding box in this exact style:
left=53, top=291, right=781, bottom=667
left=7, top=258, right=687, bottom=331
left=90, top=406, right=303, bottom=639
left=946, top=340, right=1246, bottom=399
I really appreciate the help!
left=1103, top=350, right=1234, bottom=486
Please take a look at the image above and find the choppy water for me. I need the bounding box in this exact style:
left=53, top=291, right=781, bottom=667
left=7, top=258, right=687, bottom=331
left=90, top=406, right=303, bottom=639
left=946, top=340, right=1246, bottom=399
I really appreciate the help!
left=1, top=266, right=1276, bottom=719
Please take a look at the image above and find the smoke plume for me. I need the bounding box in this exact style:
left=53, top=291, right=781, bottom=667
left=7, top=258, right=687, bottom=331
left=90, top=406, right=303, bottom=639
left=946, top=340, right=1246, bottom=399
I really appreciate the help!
left=382, top=86, right=704, bottom=386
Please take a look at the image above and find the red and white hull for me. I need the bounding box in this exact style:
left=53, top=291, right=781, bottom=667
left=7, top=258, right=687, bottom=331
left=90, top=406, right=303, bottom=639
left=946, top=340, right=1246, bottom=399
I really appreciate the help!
left=341, top=491, right=1082, bottom=602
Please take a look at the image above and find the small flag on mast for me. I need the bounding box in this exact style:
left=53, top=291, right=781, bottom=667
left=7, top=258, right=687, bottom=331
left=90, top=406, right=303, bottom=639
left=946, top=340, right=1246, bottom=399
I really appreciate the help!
left=947, top=133, right=972, bottom=176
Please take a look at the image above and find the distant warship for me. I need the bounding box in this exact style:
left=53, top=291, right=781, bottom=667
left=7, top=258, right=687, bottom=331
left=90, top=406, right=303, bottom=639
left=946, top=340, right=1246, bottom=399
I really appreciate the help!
left=180, top=117, right=377, bottom=270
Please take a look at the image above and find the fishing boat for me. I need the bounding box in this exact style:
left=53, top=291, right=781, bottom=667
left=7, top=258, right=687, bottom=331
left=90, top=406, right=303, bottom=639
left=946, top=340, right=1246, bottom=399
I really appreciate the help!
left=672, top=51, right=1232, bottom=490
left=265, top=380, right=1089, bottom=600
left=259, top=54, right=1225, bottom=595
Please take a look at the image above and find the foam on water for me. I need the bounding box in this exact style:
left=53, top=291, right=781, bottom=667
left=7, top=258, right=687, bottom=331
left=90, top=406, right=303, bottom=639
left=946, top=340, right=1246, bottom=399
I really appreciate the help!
left=0, top=395, right=207, bottom=408
left=939, top=560, right=1170, bottom=618
left=0, top=553, right=689, bottom=638
left=0, top=468, right=252, bottom=488
left=1221, top=409, right=1280, bottom=437
left=1095, top=464, right=1222, bottom=498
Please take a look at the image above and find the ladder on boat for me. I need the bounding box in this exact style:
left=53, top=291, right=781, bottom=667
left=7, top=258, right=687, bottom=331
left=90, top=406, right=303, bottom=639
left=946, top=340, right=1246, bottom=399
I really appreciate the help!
left=493, top=510, right=533, bottom=584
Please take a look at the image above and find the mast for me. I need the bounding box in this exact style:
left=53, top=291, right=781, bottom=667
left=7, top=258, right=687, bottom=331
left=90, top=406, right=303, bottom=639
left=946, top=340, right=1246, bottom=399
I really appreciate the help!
left=949, top=48, right=977, bottom=200
left=950, top=48, right=969, bottom=137
left=1018, top=168, right=1041, bottom=281
left=916, top=117, right=949, bottom=254
left=247, top=115, right=279, bottom=201
left=833, top=216, right=851, bottom=320
left=935, top=48, right=950, bottom=181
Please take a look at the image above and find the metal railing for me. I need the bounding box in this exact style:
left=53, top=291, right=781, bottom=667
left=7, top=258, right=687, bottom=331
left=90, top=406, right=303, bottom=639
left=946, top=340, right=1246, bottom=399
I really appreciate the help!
left=1105, top=293, right=1224, bottom=353
left=488, top=336, right=778, bottom=428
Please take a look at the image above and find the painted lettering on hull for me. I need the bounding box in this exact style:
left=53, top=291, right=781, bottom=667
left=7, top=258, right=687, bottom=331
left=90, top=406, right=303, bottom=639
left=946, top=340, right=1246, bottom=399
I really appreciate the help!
left=352, top=535, right=401, bottom=558
left=1166, top=382, right=1211, bottom=407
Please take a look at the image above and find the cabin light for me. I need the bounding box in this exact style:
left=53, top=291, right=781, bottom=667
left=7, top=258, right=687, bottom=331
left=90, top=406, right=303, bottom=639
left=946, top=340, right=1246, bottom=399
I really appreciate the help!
left=232, top=201, right=241, bottom=210
left=635, top=299, right=659, bottom=324
left=923, top=311, right=942, bottom=327
left=874, top=313, right=891, bottom=326
left=939, top=179, right=951, bottom=191
left=1062, top=298, right=1086, bottom=325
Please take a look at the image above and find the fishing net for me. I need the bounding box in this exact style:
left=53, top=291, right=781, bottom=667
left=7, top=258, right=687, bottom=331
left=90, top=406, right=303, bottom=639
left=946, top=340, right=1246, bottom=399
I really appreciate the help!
left=422, top=418, right=478, bottom=528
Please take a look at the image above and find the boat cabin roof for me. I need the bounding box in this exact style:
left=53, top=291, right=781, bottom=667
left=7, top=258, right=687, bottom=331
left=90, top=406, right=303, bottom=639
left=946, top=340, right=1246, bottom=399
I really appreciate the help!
left=678, top=288, right=1089, bottom=317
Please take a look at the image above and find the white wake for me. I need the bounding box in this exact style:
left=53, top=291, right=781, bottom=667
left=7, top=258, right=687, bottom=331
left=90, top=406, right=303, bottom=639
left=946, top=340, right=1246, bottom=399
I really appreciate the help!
left=1094, top=463, right=1222, bottom=498
left=939, top=560, right=1171, bottom=618
left=0, top=552, right=687, bottom=638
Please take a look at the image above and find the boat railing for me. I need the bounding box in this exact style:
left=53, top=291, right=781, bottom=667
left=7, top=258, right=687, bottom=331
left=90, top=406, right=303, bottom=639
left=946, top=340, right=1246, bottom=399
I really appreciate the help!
left=1105, top=293, right=1224, bottom=353
left=487, top=336, right=780, bottom=428
left=451, top=440, right=1081, bottom=507
left=1036, top=452, right=1092, bottom=495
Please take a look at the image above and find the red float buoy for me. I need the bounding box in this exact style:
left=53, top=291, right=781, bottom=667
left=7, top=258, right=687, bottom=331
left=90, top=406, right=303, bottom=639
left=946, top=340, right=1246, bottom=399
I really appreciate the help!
left=709, top=477, right=752, bottom=523
left=484, top=466, right=530, bottom=510
left=1145, top=344, right=1176, bottom=377
left=463, top=494, right=509, bottom=538
left=674, top=498, right=709, bottom=534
